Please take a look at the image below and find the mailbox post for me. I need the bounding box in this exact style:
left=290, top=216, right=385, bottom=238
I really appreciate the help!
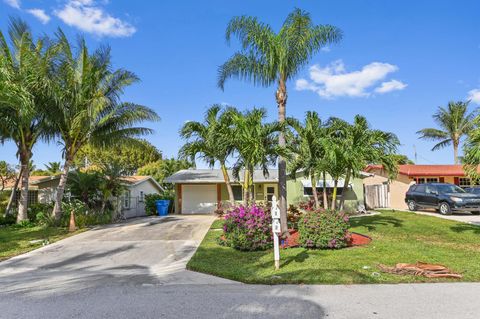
left=271, top=195, right=281, bottom=270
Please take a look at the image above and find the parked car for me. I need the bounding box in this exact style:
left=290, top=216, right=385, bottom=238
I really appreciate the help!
left=405, top=183, right=480, bottom=215
left=465, top=187, right=480, bottom=195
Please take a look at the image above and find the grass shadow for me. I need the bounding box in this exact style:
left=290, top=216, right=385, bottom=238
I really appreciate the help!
left=349, top=215, right=403, bottom=231
left=450, top=223, right=480, bottom=235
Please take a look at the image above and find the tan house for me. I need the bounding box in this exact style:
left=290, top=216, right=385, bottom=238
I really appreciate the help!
left=363, top=165, right=478, bottom=210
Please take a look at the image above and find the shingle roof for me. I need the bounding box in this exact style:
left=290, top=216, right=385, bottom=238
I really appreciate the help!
left=164, top=169, right=278, bottom=184
left=366, top=164, right=477, bottom=177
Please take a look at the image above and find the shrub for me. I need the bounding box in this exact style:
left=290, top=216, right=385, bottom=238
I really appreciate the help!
left=298, top=210, right=350, bottom=249
left=27, top=203, right=53, bottom=223
left=145, top=190, right=175, bottom=215
left=0, top=213, right=16, bottom=226
left=222, top=204, right=273, bottom=251
left=61, top=200, right=111, bottom=228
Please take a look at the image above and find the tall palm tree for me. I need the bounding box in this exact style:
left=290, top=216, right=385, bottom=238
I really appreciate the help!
left=49, top=31, right=160, bottom=220
left=288, top=111, right=326, bottom=209
left=218, top=8, right=342, bottom=231
left=336, top=116, right=399, bottom=210
left=0, top=18, right=56, bottom=221
left=417, top=101, right=476, bottom=164
left=179, top=105, right=236, bottom=204
left=228, top=108, right=286, bottom=205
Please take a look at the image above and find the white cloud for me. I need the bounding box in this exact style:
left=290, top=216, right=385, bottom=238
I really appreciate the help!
left=4, top=0, right=20, bottom=9
left=467, top=89, right=480, bottom=104
left=320, top=46, right=331, bottom=52
left=295, top=60, right=406, bottom=99
left=27, top=9, right=51, bottom=24
left=374, top=79, right=407, bottom=94
left=55, top=0, right=136, bottom=37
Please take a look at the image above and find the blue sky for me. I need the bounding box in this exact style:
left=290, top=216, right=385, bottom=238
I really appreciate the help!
left=1, top=0, right=480, bottom=169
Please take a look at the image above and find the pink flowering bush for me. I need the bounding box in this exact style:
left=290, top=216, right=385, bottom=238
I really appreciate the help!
left=222, top=204, right=273, bottom=251
left=298, top=210, right=351, bottom=249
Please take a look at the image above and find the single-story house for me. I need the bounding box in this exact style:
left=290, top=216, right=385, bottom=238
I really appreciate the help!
left=165, top=169, right=371, bottom=214
left=363, top=164, right=479, bottom=210
left=4, top=175, right=163, bottom=219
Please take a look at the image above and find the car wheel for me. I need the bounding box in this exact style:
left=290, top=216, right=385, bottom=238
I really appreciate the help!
left=439, top=202, right=452, bottom=215
left=407, top=200, right=417, bottom=211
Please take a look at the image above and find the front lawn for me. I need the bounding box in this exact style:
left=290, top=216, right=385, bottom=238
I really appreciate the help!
left=0, top=225, right=82, bottom=261
left=187, top=210, right=480, bottom=284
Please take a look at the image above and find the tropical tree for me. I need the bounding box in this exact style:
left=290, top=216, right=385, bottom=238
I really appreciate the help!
left=0, top=19, right=56, bottom=222
left=417, top=101, right=476, bottom=164
left=138, top=157, right=193, bottom=190
left=179, top=105, right=236, bottom=204
left=48, top=31, right=160, bottom=221
left=74, top=140, right=162, bottom=175
left=218, top=8, right=342, bottom=231
left=335, top=116, right=399, bottom=210
left=288, top=111, right=326, bottom=209
left=0, top=161, right=15, bottom=192
left=228, top=108, right=286, bottom=205
left=44, top=162, right=62, bottom=175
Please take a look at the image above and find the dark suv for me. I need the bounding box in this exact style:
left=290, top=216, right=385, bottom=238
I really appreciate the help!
left=405, top=183, right=480, bottom=215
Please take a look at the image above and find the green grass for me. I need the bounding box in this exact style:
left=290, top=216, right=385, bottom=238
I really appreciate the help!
left=0, top=225, right=83, bottom=261
left=210, top=218, right=225, bottom=229
left=187, top=210, right=480, bottom=284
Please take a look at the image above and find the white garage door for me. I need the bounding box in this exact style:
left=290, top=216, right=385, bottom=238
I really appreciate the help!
left=182, top=185, right=217, bottom=214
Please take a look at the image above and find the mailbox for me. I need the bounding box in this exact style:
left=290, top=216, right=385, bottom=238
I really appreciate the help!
left=272, top=219, right=281, bottom=233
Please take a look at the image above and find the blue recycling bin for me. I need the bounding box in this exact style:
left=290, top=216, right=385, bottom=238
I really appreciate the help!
left=155, top=200, right=170, bottom=216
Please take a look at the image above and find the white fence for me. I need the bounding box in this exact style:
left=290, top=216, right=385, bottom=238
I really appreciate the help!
left=365, top=184, right=390, bottom=209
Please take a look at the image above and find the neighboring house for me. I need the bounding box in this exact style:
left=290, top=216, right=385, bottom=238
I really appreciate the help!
left=165, top=169, right=370, bottom=214
left=4, top=175, right=163, bottom=219
left=363, top=164, right=480, bottom=210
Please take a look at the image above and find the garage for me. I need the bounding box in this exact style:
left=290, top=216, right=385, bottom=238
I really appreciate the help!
left=181, top=184, right=217, bottom=214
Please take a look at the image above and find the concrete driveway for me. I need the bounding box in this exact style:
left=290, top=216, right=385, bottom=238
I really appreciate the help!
left=411, top=209, right=480, bottom=225
left=1, top=215, right=480, bottom=319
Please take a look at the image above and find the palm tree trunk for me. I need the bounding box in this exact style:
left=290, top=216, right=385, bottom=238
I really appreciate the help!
left=322, top=171, right=328, bottom=210
left=16, top=155, right=30, bottom=222
left=243, top=168, right=250, bottom=206
left=53, top=156, right=71, bottom=221
left=310, top=174, right=320, bottom=209
left=276, top=78, right=288, bottom=235
left=249, top=169, right=255, bottom=203
left=221, top=163, right=235, bottom=205
left=453, top=142, right=459, bottom=164
left=5, top=165, right=23, bottom=216
left=339, top=169, right=351, bottom=211
left=331, top=179, right=338, bottom=211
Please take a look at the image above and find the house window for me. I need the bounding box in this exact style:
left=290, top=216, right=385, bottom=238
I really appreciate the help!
left=232, top=185, right=243, bottom=201
left=139, top=191, right=144, bottom=202
left=426, top=178, right=438, bottom=183
left=459, top=178, right=471, bottom=187
left=123, top=190, right=131, bottom=209
left=304, top=187, right=343, bottom=196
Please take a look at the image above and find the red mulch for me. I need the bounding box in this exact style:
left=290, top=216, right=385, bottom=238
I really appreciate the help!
left=281, top=230, right=371, bottom=249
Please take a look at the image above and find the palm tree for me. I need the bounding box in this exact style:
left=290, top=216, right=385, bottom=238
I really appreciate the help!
left=179, top=105, right=236, bottom=204
left=336, top=116, right=399, bottom=210
left=218, top=8, right=342, bottom=231
left=288, top=111, right=326, bottom=209
left=417, top=101, right=476, bottom=164
left=45, top=162, right=62, bottom=175
left=0, top=18, right=56, bottom=222
left=228, top=108, right=286, bottom=205
left=49, top=31, right=160, bottom=221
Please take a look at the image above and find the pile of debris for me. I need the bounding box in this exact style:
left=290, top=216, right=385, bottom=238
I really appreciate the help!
left=378, top=262, right=462, bottom=279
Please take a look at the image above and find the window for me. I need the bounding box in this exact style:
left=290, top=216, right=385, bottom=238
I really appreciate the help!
left=123, top=191, right=131, bottom=209
left=425, top=185, right=437, bottom=194
left=459, top=178, right=471, bottom=187
left=415, top=185, right=426, bottom=193
left=417, top=178, right=425, bottom=184
left=232, top=185, right=243, bottom=201
left=139, top=191, right=144, bottom=202
left=426, top=178, right=438, bottom=183
left=304, top=187, right=343, bottom=196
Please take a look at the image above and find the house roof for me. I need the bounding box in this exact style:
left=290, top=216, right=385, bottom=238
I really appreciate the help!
left=365, top=164, right=478, bottom=177
left=165, top=169, right=278, bottom=184
left=3, top=175, right=55, bottom=189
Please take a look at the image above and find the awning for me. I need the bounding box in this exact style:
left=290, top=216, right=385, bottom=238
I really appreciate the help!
left=301, top=179, right=353, bottom=188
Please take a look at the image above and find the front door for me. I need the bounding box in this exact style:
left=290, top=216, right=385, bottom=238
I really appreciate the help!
left=264, top=184, right=278, bottom=203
